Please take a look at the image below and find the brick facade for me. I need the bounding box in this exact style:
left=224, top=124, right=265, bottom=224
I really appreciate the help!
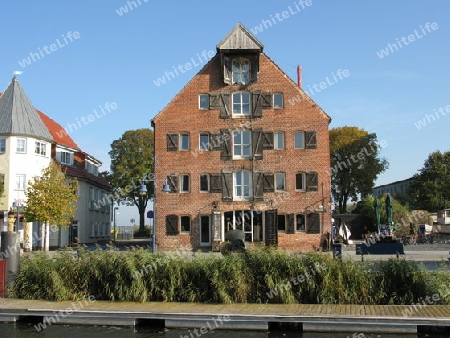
left=152, top=24, right=331, bottom=253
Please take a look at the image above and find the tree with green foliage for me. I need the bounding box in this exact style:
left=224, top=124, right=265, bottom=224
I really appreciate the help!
left=108, top=129, right=154, bottom=232
left=25, top=160, right=78, bottom=251
left=330, top=126, right=388, bottom=213
left=409, top=150, right=450, bottom=211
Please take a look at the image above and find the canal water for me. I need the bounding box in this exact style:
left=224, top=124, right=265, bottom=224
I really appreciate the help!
left=0, top=322, right=447, bottom=338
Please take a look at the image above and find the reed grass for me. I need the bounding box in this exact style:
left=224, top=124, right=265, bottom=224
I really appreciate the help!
left=10, top=246, right=450, bottom=305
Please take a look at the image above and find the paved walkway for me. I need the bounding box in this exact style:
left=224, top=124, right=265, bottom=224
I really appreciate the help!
left=339, top=241, right=450, bottom=262
left=0, top=299, right=449, bottom=333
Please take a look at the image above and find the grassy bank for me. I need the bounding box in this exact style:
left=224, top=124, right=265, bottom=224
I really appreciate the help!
left=11, top=247, right=450, bottom=305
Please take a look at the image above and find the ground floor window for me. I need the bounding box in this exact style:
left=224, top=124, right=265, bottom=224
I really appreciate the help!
left=223, top=210, right=263, bottom=242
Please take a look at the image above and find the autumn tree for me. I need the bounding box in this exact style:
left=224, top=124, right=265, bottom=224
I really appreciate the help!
left=409, top=150, right=450, bottom=211
left=330, top=126, right=388, bottom=213
left=108, top=129, right=154, bottom=232
left=25, top=160, right=78, bottom=251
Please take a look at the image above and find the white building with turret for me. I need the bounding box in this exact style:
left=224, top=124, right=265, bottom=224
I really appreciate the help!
left=0, top=76, right=111, bottom=249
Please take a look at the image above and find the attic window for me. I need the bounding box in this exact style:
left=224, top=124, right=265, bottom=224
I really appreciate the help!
left=232, top=58, right=250, bottom=85
left=60, top=151, right=72, bottom=165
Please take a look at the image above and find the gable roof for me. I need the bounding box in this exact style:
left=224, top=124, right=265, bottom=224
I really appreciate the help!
left=37, top=111, right=79, bottom=150
left=61, top=163, right=110, bottom=189
left=0, top=76, right=53, bottom=141
left=216, top=22, right=264, bottom=52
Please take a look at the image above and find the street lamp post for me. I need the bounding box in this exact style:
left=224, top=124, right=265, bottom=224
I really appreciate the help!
left=138, top=178, right=171, bottom=253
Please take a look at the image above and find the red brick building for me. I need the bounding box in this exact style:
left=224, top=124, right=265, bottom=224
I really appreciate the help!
left=151, top=23, right=331, bottom=252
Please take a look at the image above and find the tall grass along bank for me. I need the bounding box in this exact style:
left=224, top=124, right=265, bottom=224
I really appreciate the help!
left=11, top=247, right=450, bottom=305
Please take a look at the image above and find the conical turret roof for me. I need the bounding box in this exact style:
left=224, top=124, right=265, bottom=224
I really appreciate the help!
left=0, top=76, right=53, bottom=141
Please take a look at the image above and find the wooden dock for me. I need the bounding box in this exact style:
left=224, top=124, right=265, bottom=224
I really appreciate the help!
left=0, top=299, right=450, bottom=333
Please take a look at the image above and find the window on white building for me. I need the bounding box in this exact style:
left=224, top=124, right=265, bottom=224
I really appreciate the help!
left=16, top=174, right=26, bottom=190
left=60, top=151, right=72, bottom=165
left=35, top=141, right=47, bottom=156
left=16, top=138, right=26, bottom=153
left=0, top=138, right=6, bottom=153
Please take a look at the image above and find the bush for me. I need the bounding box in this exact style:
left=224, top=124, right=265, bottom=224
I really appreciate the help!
left=11, top=247, right=450, bottom=305
left=134, top=226, right=151, bottom=238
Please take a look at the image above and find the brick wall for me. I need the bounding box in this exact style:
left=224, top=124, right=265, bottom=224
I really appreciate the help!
left=153, top=52, right=331, bottom=253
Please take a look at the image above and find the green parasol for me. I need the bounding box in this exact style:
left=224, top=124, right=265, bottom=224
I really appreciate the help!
left=385, top=194, right=393, bottom=234
left=374, top=197, right=381, bottom=234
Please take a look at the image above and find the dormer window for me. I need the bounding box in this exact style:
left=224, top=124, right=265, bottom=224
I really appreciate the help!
left=232, top=58, right=250, bottom=85
left=223, top=55, right=258, bottom=85
left=59, top=150, right=73, bottom=165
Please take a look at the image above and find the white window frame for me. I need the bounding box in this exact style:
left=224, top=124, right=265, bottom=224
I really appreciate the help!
left=233, top=130, right=251, bottom=158
left=180, top=215, right=191, bottom=233
left=199, top=94, right=209, bottom=109
left=274, top=132, right=284, bottom=150
left=180, top=174, right=190, bottom=193
left=94, top=189, right=100, bottom=211
left=296, top=214, right=306, bottom=232
left=60, top=151, right=72, bottom=165
left=90, top=221, right=95, bottom=237
left=16, top=138, right=26, bottom=153
left=294, top=131, right=305, bottom=149
left=0, top=138, right=6, bottom=153
left=234, top=171, right=252, bottom=200
left=273, top=93, right=283, bottom=109
left=35, top=141, right=47, bottom=156
left=232, top=57, right=250, bottom=85
left=16, top=174, right=26, bottom=190
left=296, top=172, right=306, bottom=191
left=199, top=133, right=210, bottom=151
left=179, top=134, right=189, bottom=151
left=89, top=187, right=95, bottom=210
left=275, top=173, right=286, bottom=191
left=200, top=174, right=210, bottom=192
left=232, top=92, right=251, bottom=116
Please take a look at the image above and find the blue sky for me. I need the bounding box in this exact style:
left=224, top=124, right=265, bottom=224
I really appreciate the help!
left=1, top=1, right=449, bottom=222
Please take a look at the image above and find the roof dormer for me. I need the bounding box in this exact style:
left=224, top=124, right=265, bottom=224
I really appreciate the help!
left=216, top=23, right=264, bottom=85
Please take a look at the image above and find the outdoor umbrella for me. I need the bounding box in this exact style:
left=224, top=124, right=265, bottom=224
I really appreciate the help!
left=385, top=194, right=393, bottom=234
left=374, top=197, right=381, bottom=234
